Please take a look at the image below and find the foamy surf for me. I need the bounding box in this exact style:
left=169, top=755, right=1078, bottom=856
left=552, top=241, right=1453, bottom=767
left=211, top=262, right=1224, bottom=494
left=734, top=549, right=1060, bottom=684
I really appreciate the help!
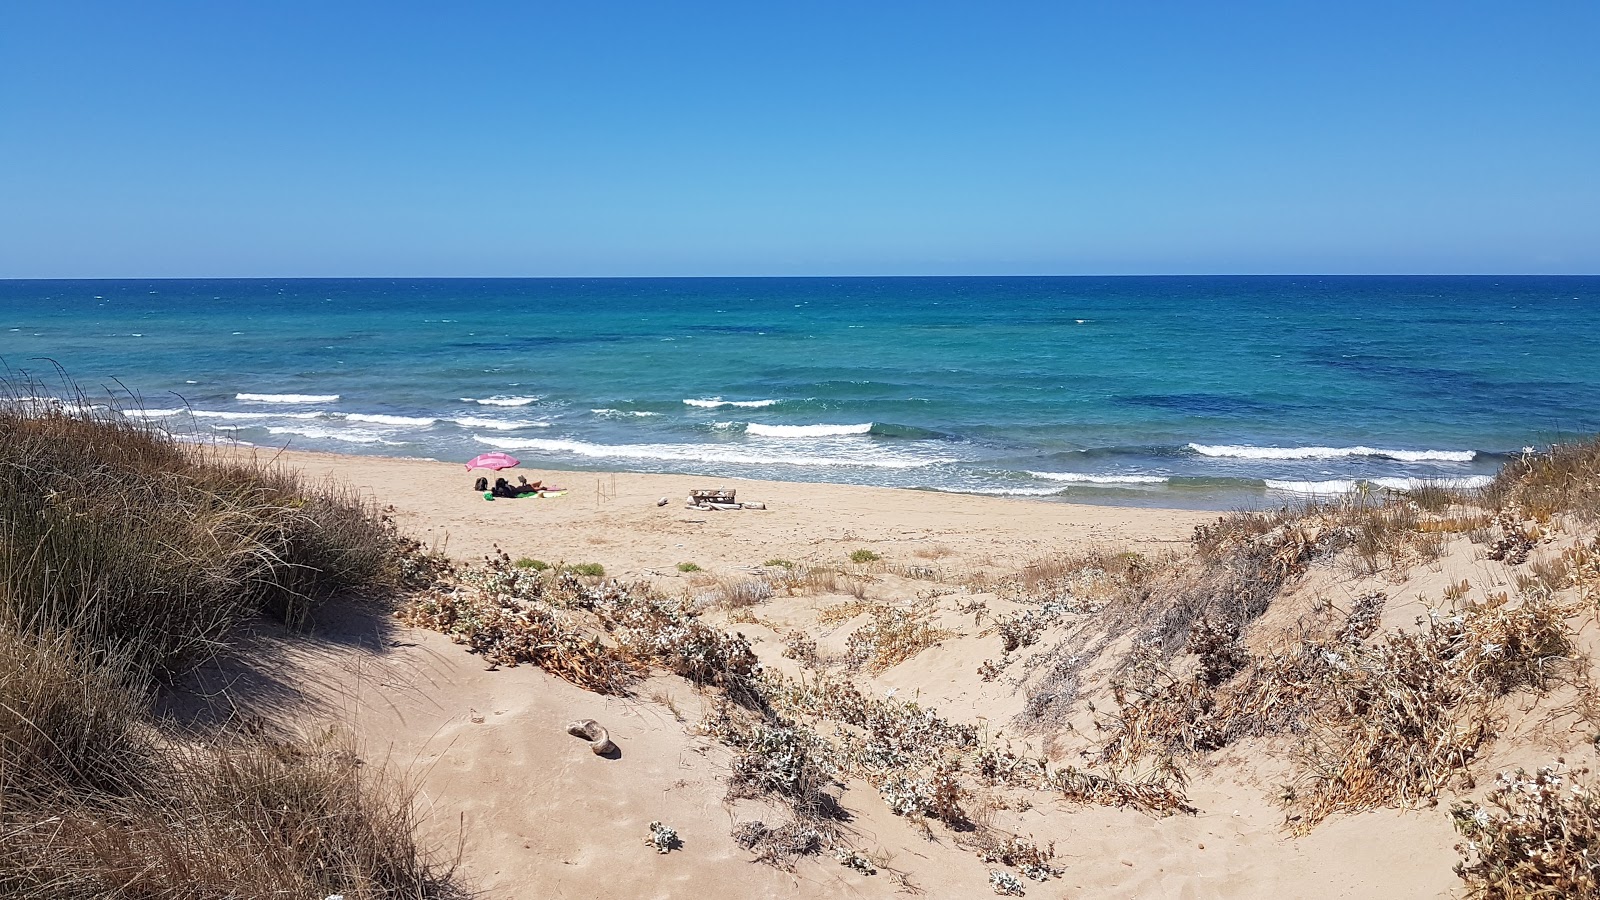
left=236, top=392, right=340, bottom=403
left=343, top=413, right=438, bottom=426
left=683, top=397, right=780, bottom=409
left=461, top=396, right=539, bottom=407
left=473, top=436, right=950, bottom=469
left=1027, top=471, right=1169, bottom=484
left=265, top=424, right=403, bottom=445
left=746, top=422, right=873, bottom=437
left=451, top=416, right=550, bottom=430
left=1187, top=443, right=1476, bottom=463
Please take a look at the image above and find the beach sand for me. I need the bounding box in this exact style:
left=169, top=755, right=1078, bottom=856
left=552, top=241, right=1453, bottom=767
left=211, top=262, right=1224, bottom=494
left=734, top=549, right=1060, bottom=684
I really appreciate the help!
left=199, top=449, right=1488, bottom=899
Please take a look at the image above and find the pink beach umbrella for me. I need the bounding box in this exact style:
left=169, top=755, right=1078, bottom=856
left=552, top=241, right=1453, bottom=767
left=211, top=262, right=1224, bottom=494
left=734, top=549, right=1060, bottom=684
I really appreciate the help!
left=465, top=452, right=519, bottom=471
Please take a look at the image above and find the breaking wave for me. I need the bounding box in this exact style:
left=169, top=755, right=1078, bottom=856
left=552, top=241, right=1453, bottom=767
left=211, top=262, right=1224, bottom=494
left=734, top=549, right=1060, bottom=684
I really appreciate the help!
left=473, top=436, right=951, bottom=469
left=236, top=392, right=340, bottom=403
left=1187, top=443, right=1477, bottom=463
left=683, top=397, right=780, bottom=409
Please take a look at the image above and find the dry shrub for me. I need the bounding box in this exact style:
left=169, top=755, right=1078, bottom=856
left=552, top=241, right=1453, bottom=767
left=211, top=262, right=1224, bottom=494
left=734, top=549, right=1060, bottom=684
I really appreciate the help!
left=705, top=576, right=773, bottom=608
left=1568, top=540, right=1600, bottom=607
left=777, top=566, right=841, bottom=596
left=406, top=556, right=761, bottom=693
left=1453, top=765, right=1600, bottom=899
left=401, top=587, right=635, bottom=692
left=1283, top=592, right=1574, bottom=829
left=1083, top=580, right=1576, bottom=832
left=976, top=834, right=1062, bottom=882
left=731, top=819, right=826, bottom=868
left=1488, top=513, right=1541, bottom=565
left=1487, top=438, right=1600, bottom=520
left=817, top=597, right=875, bottom=625
left=845, top=604, right=957, bottom=672
left=1406, top=480, right=1474, bottom=513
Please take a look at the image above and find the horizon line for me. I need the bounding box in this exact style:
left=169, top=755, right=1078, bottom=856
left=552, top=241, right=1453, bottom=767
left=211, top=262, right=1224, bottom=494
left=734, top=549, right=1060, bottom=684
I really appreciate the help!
left=3, top=272, right=1599, bottom=282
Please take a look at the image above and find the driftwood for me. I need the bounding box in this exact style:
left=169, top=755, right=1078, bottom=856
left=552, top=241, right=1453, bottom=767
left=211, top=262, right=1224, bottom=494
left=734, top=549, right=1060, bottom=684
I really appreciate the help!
left=686, top=488, right=765, bottom=511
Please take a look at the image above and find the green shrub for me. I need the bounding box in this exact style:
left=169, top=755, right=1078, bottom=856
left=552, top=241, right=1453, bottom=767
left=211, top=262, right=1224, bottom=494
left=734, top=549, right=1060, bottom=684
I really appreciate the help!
left=516, top=557, right=550, bottom=570
left=677, top=562, right=702, bottom=573
left=849, top=549, right=881, bottom=564
left=764, top=558, right=794, bottom=568
left=567, top=562, right=605, bottom=577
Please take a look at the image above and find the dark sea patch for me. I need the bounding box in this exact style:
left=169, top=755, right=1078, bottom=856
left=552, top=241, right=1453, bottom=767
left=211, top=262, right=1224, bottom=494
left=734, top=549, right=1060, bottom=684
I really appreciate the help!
left=1118, top=393, right=1286, bottom=416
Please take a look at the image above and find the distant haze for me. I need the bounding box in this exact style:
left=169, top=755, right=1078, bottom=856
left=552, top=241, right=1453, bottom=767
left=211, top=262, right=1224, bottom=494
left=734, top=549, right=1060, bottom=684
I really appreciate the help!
left=1, top=2, right=1596, bottom=277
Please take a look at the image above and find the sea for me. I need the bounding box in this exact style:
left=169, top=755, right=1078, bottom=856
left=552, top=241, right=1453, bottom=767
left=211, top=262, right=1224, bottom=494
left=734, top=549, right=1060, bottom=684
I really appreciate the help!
left=2, top=276, right=1596, bottom=509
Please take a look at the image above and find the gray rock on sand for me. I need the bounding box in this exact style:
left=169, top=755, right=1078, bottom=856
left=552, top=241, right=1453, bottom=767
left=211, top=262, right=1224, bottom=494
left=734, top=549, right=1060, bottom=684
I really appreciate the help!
left=657, top=497, right=670, bottom=507
left=567, top=718, right=618, bottom=756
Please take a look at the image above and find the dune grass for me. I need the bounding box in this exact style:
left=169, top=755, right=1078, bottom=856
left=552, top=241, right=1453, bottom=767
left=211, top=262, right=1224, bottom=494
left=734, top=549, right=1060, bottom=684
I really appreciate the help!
left=0, top=394, right=463, bottom=898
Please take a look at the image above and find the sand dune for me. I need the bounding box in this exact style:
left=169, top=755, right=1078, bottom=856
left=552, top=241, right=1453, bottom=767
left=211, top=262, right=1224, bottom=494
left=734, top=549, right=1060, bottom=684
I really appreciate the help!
left=191, top=449, right=1599, bottom=898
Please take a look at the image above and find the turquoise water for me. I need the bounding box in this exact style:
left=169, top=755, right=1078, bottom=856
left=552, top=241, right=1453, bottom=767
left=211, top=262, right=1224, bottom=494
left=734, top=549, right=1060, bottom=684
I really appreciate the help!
left=2, top=276, right=1596, bottom=508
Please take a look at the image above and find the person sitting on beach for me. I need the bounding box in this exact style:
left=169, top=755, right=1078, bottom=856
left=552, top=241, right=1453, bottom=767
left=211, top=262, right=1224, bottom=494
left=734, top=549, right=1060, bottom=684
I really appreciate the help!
left=473, top=476, right=488, bottom=492
left=491, top=477, right=522, bottom=498
left=516, top=475, right=543, bottom=493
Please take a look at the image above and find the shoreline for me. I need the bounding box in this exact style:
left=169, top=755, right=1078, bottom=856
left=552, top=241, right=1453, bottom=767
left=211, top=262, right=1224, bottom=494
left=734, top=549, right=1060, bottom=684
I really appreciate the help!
left=242, top=447, right=1216, bottom=576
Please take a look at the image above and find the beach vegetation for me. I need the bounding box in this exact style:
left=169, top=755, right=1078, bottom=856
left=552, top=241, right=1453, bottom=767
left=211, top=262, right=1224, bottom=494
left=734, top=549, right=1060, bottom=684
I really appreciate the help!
left=516, top=556, right=549, bottom=570
left=565, top=562, right=606, bottom=577
left=1486, top=437, right=1600, bottom=520
left=850, top=548, right=882, bottom=564
left=0, top=392, right=462, bottom=897
left=1452, top=765, right=1600, bottom=899
left=677, top=561, right=702, bottom=572
left=764, top=557, right=795, bottom=568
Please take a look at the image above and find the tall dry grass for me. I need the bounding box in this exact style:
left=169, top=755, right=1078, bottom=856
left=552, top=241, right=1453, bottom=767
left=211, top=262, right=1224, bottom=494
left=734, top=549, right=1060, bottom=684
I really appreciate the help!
left=0, top=393, right=464, bottom=898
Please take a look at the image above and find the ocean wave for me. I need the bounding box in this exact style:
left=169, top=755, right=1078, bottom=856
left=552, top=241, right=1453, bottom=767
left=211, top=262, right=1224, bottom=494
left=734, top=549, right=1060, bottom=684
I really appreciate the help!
left=461, top=395, right=539, bottom=407
left=450, top=416, right=550, bottom=430
left=236, top=392, right=340, bottom=403
left=344, top=413, right=438, bottom=426
left=1265, top=475, right=1495, bottom=495
left=959, top=486, right=1067, bottom=496
left=591, top=408, right=663, bottom=418
left=746, top=422, right=873, bottom=438
left=129, top=408, right=322, bottom=421
left=265, top=425, right=403, bottom=445
left=473, top=436, right=950, bottom=469
left=683, top=397, right=780, bottom=409
left=1187, top=443, right=1476, bottom=463
left=1027, top=471, right=1169, bottom=484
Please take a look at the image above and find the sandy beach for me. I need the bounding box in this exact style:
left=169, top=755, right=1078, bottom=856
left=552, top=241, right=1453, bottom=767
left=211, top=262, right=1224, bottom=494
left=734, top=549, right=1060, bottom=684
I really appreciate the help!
left=183, top=447, right=1596, bottom=899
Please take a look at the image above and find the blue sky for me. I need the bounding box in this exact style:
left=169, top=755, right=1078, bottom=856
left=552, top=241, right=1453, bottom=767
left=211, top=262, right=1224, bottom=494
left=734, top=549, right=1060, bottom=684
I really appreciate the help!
left=2, top=1, right=1596, bottom=277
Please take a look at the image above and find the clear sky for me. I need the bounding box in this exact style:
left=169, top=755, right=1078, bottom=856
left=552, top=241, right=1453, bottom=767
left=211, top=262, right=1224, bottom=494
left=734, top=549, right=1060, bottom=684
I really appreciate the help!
left=2, top=1, right=1596, bottom=277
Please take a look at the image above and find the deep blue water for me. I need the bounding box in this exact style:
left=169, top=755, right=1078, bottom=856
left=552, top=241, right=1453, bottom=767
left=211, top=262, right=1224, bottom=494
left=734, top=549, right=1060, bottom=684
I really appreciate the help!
left=3, top=276, right=1597, bottom=508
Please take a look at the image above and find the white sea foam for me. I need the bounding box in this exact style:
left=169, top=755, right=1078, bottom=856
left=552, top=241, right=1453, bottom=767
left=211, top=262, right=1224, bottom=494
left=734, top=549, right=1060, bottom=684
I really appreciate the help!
left=236, top=392, right=340, bottom=403
left=591, top=408, right=662, bottom=418
left=1265, top=475, right=1494, bottom=495
left=461, top=395, right=539, bottom=407
left=474, top=436, right=949, bottom=469
left=683, top=397, right=780, bottom=409
left=1188, top=443, right=1476, bottom=463
left=450, top=416, right=550, bottom=430
left=265, top=425, right=402, bottom=445
left=746, top=423, right=873, bottom=437
left=343, top=413, right=438, bottom=426
left=1026, top=471, right=1169, bottom=484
